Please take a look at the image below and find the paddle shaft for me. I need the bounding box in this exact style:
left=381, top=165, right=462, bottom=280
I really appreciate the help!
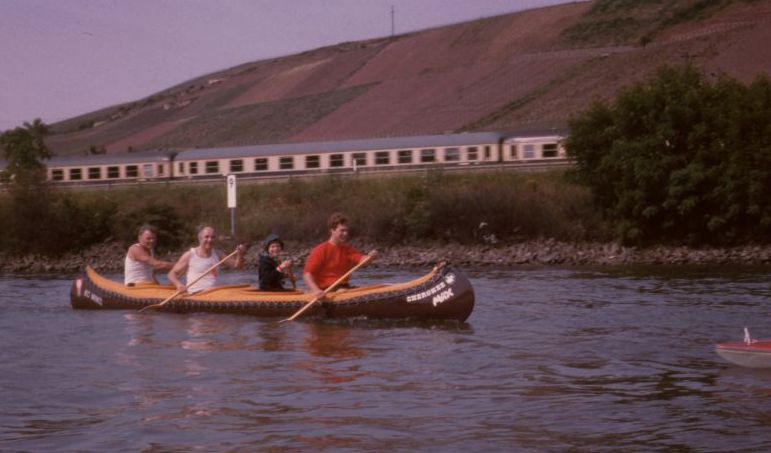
left=281, top=253, right=374, bottom=322
left=139, top=249, right=240, bottom=312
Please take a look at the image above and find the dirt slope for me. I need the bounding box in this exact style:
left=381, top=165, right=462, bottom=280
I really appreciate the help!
left=46, top=0, right=771, bottom=155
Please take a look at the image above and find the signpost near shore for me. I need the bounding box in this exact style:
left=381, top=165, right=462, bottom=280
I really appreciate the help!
left=227, top=174, right=237, bottom=238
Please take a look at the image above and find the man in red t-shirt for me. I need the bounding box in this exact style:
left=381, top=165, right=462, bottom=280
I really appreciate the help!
left=303, top=213, right=376, bottom=298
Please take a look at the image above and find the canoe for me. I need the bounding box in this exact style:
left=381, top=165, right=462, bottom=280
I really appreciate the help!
left=70, top=262, right=474, bottom=321
left=715, top=340, right=771, bottom=369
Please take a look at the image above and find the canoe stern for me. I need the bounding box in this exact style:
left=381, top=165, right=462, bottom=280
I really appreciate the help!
left=323, top=262, right=475, bottom=322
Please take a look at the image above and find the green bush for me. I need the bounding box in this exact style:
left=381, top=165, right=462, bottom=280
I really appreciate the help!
left=567, top=64, right=771, bottom=245
left=0, top=186, right=117, bottom=255
left=0, top=170, right=611, bottom=256
left=112, top=201, right=190, bottom=252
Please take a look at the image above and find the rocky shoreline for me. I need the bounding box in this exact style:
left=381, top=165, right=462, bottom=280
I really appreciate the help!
left=2, top=239, right=770, bottom=274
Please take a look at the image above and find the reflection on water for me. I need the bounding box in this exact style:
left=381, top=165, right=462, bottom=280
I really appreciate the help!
left=0, top=266, right=770, bottom=451
left=303, top=323, right=367, bottom=360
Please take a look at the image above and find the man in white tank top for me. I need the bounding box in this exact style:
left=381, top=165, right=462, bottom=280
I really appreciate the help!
left=124, top=225, right=175, bottom=285
left=167, top=225, right=244, bottom=293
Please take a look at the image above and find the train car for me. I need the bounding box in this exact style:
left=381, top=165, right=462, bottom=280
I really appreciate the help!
left=502, top=132, right=568, bottom=163
left=172, top=132, right=504, bottom=181
left=39, top=131, right=574, bottom=188
left=46, top=149, right=175, bottom=186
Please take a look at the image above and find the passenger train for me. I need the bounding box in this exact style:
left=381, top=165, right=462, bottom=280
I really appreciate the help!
left=42, top=131, right=569, bottom=187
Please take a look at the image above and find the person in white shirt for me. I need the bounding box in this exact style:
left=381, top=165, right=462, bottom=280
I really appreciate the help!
left=124, top=225, right=175, bottom=285
left=167, top=225, right=244, bottom=293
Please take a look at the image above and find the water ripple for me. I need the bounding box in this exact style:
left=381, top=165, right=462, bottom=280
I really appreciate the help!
left=0, top=266, right=770, bottom=451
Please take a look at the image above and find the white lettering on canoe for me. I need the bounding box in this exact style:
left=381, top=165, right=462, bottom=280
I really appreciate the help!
left=432, top=288, right=454, bottom=306
left=406, top=281, right=447, bottom=303
left=84, top=289, right=103, bottom=306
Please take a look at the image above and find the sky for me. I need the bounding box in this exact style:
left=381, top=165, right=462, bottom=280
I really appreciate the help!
left=0, top=0, right=577, bottom=131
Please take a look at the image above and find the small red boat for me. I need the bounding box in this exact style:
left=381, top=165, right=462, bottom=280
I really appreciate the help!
left=715, top=329, right=771, bottom=368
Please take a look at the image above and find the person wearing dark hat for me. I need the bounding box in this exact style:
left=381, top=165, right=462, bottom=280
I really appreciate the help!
left=258, top=233, right=294, bottom=291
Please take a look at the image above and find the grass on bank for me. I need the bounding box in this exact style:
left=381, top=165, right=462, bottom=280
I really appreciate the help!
left=0, top=170, right=610, bottom=256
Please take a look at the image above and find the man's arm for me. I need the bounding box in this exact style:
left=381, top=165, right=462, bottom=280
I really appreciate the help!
left=303, top=271, right=324, bottom=299
left=128, top=245, right=174, bottom=271
left=167, top=251, right=191, bottom=292
left=359, top=249, right=377, bottom=264
left=221, top=245, right=246, bottom=269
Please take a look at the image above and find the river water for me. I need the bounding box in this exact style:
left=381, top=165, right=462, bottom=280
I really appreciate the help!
left=1, top=265, right=770, bottom=452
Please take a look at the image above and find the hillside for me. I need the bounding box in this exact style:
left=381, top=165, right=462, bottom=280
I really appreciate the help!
left=46, top=0, right=771, bottom=156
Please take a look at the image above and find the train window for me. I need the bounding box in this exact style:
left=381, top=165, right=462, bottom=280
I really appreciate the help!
left=543, top=143, right=559, bottom=158
left=420, top=149, right=436, bottom=163
left=69, top=168, right=82, bottom=180
left=398, top=150, right=412, bottom=164
left=126, top=166, right=138, bottom=178
left=445, top=147, right=460, bottom=161
left=523, top=144, right=536, bottom=159
left=467, top=147, right=478, bottom=161
left=229, top=159, right=244, bottom=173
left=178, top=162, right=184, bottom=174
left=352, top=153, right=367, bottom=167
left=189, top=162, right=198, bottom=174
left=254, top=158, right=268, bottom=171
left=51, top=169, right=64, bottom=181
left=375, top=151, right=389, bottom=165
left=280, top=157, right=294, bottom=170
left=509, top=145, right=517, bottom=159
left=306, top=155, right=320, bottom=169
left=157, top=164, right=165, bottom=176
left=205, top=161, right=219, bottom=174
left=107, top=166, right=120, bottom=179
left=485, top=146, right=492, bottom=159
left=330, top=154, right=344, bottom=167
left=88, top=167, right=101, bottom=179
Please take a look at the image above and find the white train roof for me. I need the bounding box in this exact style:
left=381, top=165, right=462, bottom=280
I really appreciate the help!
left=46, top=149, right=175, bottom=168
left=174, top=132, right=505, bottom=161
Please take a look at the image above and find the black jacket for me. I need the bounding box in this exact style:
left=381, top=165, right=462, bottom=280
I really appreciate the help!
left=258, top=253, right=288, bottom=291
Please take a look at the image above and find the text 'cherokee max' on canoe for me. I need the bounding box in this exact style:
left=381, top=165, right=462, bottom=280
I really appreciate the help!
left=70, top=262, right=475, bottom=322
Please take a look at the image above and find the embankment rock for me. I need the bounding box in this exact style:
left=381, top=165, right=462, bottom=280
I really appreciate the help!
left=1, top=240, right=769, bottom=274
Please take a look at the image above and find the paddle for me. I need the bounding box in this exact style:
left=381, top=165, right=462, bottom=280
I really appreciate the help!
left=286, top=270, right=297, bottom=289
left=278, top=257, right=297, bottom=289
left=280, top=252, right=375, bottom=323
left=139, top=249, right=240, bottom=313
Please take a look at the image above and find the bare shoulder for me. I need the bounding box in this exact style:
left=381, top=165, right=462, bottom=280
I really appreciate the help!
left=172, top=250, right=192, bottom=266
left=127, top=244, right=149, bottom=260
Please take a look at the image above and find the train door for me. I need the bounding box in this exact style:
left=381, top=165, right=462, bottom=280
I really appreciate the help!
left=141, top=163, right=154, bottom=180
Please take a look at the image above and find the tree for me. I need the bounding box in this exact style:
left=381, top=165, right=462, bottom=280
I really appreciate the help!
left=0, top=119, right=83, bottom=255
left=566, top=64, right=771, bottom=245
left=0, top=118, right=52, bottom=184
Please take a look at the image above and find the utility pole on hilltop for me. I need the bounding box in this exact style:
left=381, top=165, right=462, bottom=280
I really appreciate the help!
left=391, top=5, right=395, bottom=36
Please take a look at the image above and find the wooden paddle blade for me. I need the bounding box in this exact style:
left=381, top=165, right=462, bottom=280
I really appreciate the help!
left=139, top=289, right=183, bottom=312
left=279, top=296, right=321, bottom=323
